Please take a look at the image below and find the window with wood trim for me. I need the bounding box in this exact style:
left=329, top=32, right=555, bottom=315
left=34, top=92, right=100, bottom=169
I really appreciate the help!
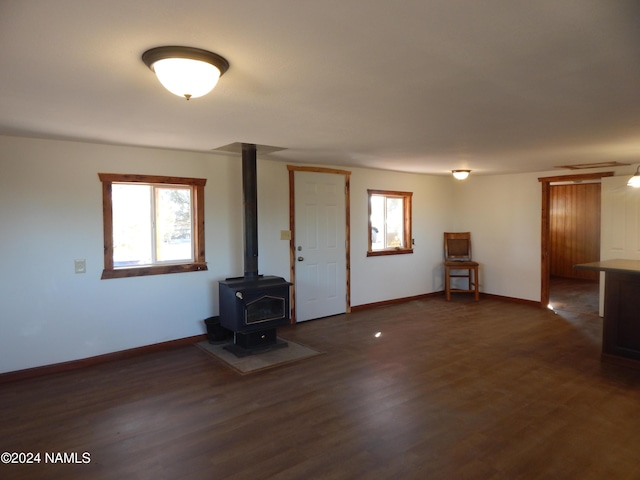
left=367, top=189, right=413, bottom=256
left=99, top=173, right=207, bottom=279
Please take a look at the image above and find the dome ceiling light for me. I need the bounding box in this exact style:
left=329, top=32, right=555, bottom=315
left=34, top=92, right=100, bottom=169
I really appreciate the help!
left=628, top=165, right=640, bottom=188
left=452, top=170, right=471, bottom=180
left=142, top=46, right=229, bottom=100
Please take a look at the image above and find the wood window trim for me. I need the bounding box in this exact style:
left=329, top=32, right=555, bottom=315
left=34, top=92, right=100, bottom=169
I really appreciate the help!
left=99, top=173, right=207, bottom=279
left=367, top=189, right=413, bottom=257
left=286, top=165, right=352, bottom=321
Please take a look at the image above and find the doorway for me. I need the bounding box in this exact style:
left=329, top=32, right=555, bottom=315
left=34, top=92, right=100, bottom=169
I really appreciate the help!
left=539, top=172, right=613, bottom=312
left=287, top=165, right=351, bottom=322
left=548, top=182, right=600, bottom=315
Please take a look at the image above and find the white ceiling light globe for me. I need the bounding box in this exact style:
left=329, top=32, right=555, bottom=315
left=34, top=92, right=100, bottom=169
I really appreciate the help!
left=152, top=58, right=221, bottom=100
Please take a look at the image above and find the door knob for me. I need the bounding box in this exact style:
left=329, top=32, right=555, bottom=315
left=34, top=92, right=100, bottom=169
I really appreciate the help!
left=297, top=256, right=304, bottom=261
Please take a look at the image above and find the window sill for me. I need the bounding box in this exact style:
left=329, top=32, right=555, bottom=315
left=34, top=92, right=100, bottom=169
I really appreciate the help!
left=367, top=248, right=413, bottom=257
left=101, top=263, right=208, bottom=279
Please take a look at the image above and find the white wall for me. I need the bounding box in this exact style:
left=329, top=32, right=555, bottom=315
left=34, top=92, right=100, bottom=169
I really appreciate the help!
left=450, top=172, right=543, bottom=302
left=349, top=166, right=451, bottom=305
left=255, top=160, right=292, bottom=279
left=451, top=167, right=635, bottom=304
left=0, top=135, right=292, bottom=373
left=601, top=175, right=640, bottom=261
left=1, top=134, right=565, bottom=373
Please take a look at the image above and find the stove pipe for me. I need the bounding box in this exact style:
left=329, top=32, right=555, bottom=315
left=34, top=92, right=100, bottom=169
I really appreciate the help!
left=242, top=143, right=259, bottom=280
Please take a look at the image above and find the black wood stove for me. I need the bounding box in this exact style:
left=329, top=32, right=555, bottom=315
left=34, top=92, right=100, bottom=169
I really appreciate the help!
left=218, top=143, right=291, bottom=357
left=219, top=275, right=291, bottom=354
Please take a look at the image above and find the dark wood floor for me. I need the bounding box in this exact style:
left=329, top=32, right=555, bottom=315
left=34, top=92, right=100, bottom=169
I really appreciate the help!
left=2, top=293, right=640, bottom=480
left=549, top=276, right=600, bottom=316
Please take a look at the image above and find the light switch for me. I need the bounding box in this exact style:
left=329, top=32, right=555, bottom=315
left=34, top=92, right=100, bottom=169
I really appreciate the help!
left=280, top=230, right=292, bottom=240
left=74, top=259, right=86, bottom=274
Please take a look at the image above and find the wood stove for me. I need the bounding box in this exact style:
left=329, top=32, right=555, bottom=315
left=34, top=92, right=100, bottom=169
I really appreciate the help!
left=218, top=143, right=292, bottom=356
left=219, top=275, right=291, bottom=354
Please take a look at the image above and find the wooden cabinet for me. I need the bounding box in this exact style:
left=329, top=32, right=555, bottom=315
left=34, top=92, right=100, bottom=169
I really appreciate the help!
left=576, top=259, right=640, bottom=368
left=602, top=271, right=640, bottom=363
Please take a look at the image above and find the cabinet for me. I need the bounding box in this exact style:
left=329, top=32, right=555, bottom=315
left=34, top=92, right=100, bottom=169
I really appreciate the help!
left=575, top=259, right=640, bottom=368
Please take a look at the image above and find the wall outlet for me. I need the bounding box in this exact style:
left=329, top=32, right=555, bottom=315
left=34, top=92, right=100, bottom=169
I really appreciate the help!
left=74, top=259, right=86, bottom=274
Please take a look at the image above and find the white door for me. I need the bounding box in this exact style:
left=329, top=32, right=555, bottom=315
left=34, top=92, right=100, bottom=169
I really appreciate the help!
left=600, top=176, right=640, bottom=316
left=294, top=171, right=347, bottom=322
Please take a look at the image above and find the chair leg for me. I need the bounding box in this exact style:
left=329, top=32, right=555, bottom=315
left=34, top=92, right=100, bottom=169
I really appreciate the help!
left=474, top=266, right=479, bottom=301
left=446, top=265, right=479, bottom=301
left=445, top=266, right=451, bottom=301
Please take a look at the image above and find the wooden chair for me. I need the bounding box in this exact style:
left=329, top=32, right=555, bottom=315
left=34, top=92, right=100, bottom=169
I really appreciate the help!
left=444, top=232, right=479, bottom=301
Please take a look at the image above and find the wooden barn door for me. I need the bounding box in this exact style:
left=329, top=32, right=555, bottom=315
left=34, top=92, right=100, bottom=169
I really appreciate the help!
left=549, top=183, right=601, bottom=281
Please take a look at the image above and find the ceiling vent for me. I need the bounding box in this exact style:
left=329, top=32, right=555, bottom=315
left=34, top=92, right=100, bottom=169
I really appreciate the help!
left=554, top=161, right=629, bottom=170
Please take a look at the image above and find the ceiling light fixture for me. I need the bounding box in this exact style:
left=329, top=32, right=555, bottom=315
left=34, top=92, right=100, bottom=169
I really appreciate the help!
left=627, top=165, right=640, bottom=188
left=452, top=170, right=471, bottom=181
left=142, top=46, right=229, bottom=100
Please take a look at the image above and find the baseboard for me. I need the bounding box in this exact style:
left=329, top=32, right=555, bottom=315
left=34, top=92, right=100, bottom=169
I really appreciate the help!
left=350, top=291, right=442, bottom=312
left=0, top=334, right=207, bottom=385
left=351, top=291, right=542, bottom=312
left=1, top=291, right=542, bottom=383
left=481, top=292, right=542, bottom=308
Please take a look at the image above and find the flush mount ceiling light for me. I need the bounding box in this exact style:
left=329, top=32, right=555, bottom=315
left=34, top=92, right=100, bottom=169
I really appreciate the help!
left=452, top=170, right=471, bottom=181
left=628, top=165, right=640, bottom=188
left=142, top=46, right=229, bottom=100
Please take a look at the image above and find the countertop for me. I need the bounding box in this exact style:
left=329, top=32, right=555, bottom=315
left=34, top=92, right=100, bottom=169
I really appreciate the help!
left=574, top=259, right=640, bottom=275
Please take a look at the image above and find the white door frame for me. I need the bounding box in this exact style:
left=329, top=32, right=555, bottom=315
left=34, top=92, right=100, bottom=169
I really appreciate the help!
left=287, top=165, right=351, bottom=322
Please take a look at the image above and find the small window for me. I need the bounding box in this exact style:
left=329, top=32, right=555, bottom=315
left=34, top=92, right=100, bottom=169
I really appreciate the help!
left=99, top=173, right=207, bottom=279
left=367, top=189, right=413, bottom=256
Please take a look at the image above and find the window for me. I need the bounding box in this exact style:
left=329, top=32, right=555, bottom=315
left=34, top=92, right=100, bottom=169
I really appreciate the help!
left=367, top=189, right=413, bottom=256
left=99, top=173, right=207, bottom=279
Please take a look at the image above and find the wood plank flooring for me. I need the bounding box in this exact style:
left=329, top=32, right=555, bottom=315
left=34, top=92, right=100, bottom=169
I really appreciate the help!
left=549, top=276, right=600, bottom=316
left=2, top=295, right=640, bottom=479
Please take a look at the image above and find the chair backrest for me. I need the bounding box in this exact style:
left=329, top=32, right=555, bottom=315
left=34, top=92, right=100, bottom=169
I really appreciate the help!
left=444, top=232, right=472, bottom=261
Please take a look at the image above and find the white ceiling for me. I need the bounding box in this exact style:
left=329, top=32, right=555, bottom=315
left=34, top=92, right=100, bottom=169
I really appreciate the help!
left=1, top=0, right=639, bottom=175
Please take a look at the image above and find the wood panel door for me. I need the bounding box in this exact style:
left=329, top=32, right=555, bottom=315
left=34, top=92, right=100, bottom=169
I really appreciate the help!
left=549, top=183, right=600, bottom=281
left=294, top=171, right=347, bottom=322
